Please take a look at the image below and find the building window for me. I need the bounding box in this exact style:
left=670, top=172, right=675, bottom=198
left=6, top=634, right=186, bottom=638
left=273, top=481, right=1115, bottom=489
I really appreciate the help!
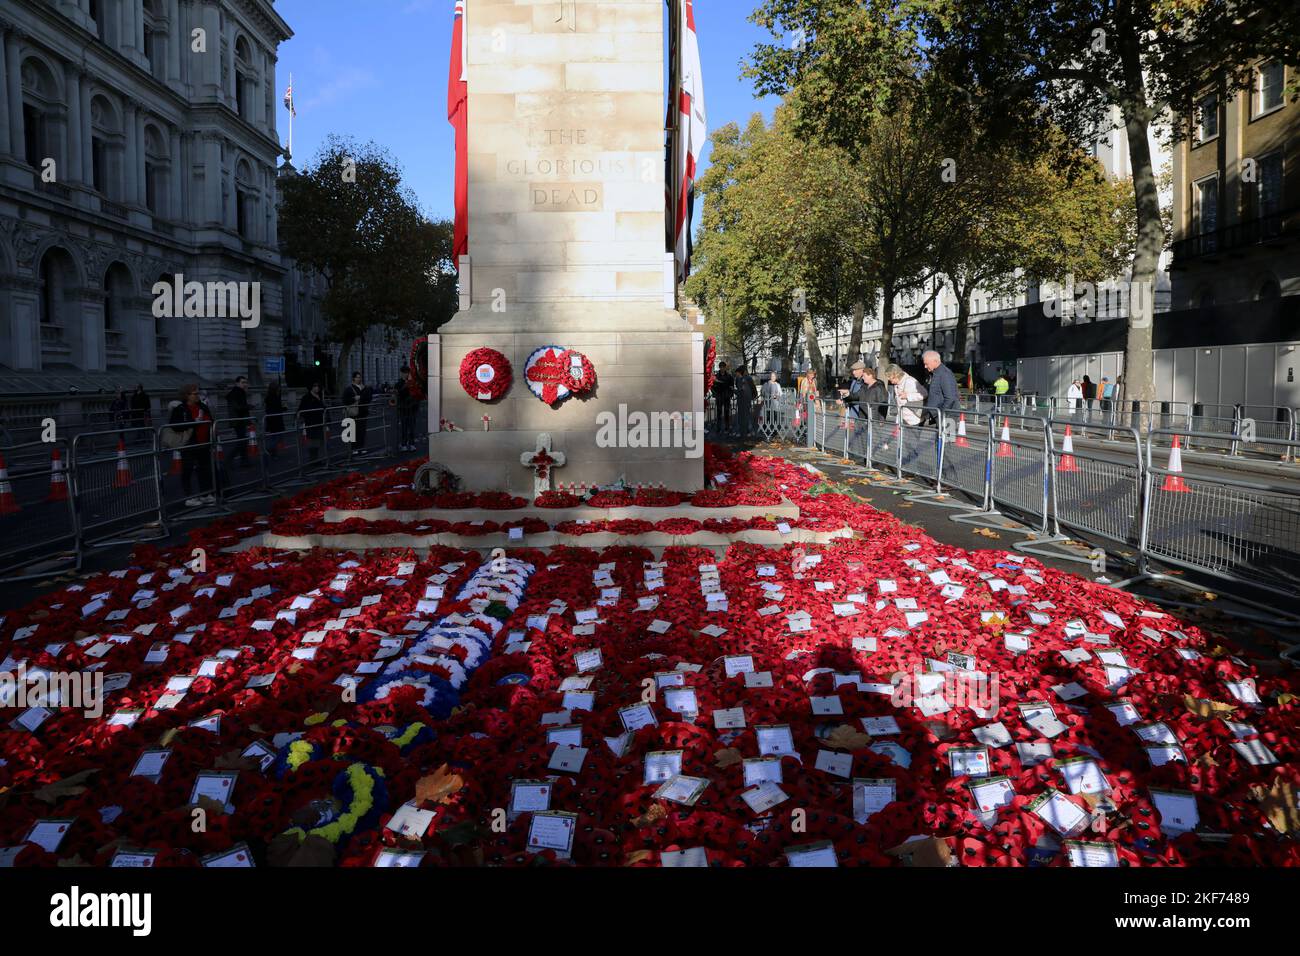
left=1257, top=151, right=1283, bottom=219
left=23, top=104, right=44, bottom=168
left=92, top=137, right=108, bottom=193
left=1254, top=62, right=1284, bottom=117
left=1193, top=175, right=1219, bottom=239
left=1195, top=93, right=1218, bottom=143
left=1256, top=276, right=1281, bottom=300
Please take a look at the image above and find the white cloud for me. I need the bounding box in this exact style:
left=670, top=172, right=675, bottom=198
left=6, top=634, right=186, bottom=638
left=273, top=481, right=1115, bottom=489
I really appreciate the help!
left=300, top=66, right=380, bottom=113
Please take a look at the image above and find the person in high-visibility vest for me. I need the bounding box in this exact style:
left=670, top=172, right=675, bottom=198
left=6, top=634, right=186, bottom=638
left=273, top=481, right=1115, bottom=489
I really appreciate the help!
left=993, top=374, right=1010, bottom=396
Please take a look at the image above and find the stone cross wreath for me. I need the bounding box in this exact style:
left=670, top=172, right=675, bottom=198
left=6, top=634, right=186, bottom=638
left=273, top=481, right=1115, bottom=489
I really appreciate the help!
left=520, top=432, right=566, bottom=498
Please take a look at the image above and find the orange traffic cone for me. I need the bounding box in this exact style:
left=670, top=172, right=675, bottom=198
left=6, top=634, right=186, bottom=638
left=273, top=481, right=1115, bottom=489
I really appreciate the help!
left=955, top=414, right=971, bottom=447
left=169, top=449, right=183, bottom=476
left=1057, top=426, right=1080, bottom=472
left=996, top=418, right=1015, bottom=458
left=0, top=453, right=19, bottom=515
left=47, top=448, right=69, bottom=502
left=247, top=423, right=260, bottom=457
left=300, top=422, right=309, bottom=447
left=1161, top=436, right=1191, bottom=493
left=114, top=439, right=132, bottom=488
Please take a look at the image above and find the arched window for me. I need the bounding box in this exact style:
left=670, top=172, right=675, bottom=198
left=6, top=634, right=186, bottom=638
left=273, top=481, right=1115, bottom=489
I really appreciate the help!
left=235, top=36, right=255, bottom=121
left=20, top=57, right=64, bottom=174
left=1256, top=275, right=1281, bottom=300
left=38, top=248, right=78, bottom=345
left=90, top=94, right=125, bottom=199
left=144, top=125, right=170, bottom=217
left=103, top=262, right=133, bottom=332
left=236, top=159, right=257, bottom=240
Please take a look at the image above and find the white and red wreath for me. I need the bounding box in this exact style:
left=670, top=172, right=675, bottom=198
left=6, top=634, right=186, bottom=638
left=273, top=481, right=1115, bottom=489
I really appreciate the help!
left=459, top=348, right=512, bottom=402
left=524, top=346, right=597, bottom=405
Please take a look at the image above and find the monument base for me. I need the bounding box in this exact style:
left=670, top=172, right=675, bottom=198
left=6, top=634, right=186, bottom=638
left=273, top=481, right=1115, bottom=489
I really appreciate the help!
left=429, top=303, right=705, bottom=497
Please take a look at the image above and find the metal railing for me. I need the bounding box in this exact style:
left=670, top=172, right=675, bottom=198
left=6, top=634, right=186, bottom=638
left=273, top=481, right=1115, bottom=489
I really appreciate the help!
left=0, top=440, right=80, bottom=581
left=0, top=401, right=422, bottom=583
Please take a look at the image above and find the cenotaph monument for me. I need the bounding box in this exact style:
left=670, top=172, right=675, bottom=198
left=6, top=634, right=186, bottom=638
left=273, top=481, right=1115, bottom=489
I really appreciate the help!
left=426, top=0, right=705, bottom=496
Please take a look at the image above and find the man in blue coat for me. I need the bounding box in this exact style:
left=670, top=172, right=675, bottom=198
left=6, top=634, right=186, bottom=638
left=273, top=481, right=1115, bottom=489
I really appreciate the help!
left=922, top=350, right=960, bottom=425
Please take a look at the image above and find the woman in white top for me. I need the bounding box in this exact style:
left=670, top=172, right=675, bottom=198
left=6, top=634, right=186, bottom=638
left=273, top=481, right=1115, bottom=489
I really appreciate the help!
left=1066, top=380, right=1083, bottom=411
left=885, top=364, right=925, bottom=426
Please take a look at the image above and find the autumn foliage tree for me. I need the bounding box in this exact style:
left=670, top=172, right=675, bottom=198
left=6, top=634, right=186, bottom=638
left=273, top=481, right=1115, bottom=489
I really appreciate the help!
left=279, top=135, right=458, bottom=378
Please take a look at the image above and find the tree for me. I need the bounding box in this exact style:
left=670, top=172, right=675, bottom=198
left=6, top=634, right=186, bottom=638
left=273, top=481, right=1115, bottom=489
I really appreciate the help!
left=938, top=129, right=1134, bottom=360
left=747, top=0, right=1300, bottom=402
left=279, top=135, right=458, bottom=379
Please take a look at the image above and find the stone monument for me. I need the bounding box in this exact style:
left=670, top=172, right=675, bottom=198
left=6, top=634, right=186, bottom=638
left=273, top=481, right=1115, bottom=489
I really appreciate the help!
left=427, top=0, right=705, bottom=496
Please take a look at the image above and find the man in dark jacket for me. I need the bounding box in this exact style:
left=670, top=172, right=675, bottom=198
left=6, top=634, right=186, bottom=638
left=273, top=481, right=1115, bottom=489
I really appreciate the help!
left=711, top=361, right=733, bottom=433
left=734, top=366, right=757, bottom=438
left=129, top=384, right=151, bottom=431
left=841, top=362, right=889, bottom=420
left=922, top=350, right=960, bottom=425
left=298, top=382, right=327, bottom=468
left=225, top=375, right=252, bottom=465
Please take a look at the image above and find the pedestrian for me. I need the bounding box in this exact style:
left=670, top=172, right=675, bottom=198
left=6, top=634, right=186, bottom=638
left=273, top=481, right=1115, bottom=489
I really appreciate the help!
left=342, top=371, right=373, bottom=456
left=225, top=375, right=252, bottom=466
left=734, top=365, right=758, bottom=438
left=298, top=381, right=327, bottom=468
left=109, top=388, right=129, bottom=438
left=1081, top=374, right=1096, bottom=414
left=1067, top=379, right=1084, bottom=413
left=711, top=361, right=733, bottom=433
left=886, top=364, right=926, bottom=426
left=169, top=384, right=217, bottom=507
left=800, top=366, right=821, bottom=405
left=397, top=366, right=421, bottom=452
left=993, top=372, right=1010, bottom=397
left=921, top=349, right=960, bottom=426
left=264, top=381, right=286, bottom=458
left=1100, top=376, right=1115, bottom=414
left=129, top=384, right=151, bottom=432
left=838, top=361, right=868, bottom=418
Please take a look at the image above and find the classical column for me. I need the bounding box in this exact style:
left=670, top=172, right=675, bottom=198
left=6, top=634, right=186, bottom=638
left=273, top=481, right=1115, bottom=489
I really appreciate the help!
left=124, top=100, right=140, bottom=204
left=167, top=0, right=181, bottom=84
left=136, top=0, right=147, bottom=55
left=0, top=23, right=10, bottom=158
left=64, top=64, right=82, bottom=183
left=168, top=127, right=181, bottom=218
left=79, top=75, right=91, bottom=181
left=4, top=29, right=21, bottom=161
left=204, top=133, right=221, bottom=223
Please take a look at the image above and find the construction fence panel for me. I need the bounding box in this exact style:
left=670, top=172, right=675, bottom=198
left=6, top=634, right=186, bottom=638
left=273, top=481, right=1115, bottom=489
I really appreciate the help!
left=156, top=420, right=222, bottom=522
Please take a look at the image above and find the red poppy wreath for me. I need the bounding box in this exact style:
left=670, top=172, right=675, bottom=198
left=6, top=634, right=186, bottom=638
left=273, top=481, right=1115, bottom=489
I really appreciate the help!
left=460, top=348, right=512, bottom=402
left=525, top=346, right=597, bottom=405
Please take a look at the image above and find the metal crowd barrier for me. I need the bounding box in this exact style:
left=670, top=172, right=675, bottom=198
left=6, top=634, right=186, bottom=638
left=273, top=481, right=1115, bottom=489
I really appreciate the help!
left=939, top=410, right=994, bottom=512
left=70, top=426, right=167, bottom=549
left=214, top=416, right=274, bottom=504
left=1046, top=420, right=1145, bottom=553
left=156, top=418, right=226, bottom=523
left=0, top=439, right=80, bottom=581
left=1121, top=428, right=1300, bottom=623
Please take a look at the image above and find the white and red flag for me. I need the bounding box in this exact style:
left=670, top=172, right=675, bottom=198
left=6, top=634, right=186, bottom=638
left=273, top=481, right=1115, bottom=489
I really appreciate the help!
left=448, top=0, right=469, bottom=269
left=672, top=0, right=707, bottom=283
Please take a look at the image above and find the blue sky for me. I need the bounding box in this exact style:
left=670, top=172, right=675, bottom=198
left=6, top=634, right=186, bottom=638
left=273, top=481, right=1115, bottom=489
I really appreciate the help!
left=275, top=0, right=780, bottom=219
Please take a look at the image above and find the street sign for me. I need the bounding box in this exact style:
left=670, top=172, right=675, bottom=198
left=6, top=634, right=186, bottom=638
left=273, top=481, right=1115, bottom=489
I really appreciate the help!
left=264, top=356, right=286, bottom=375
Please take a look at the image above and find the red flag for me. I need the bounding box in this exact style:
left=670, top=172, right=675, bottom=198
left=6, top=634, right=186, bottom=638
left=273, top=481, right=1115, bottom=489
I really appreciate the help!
left=448, top=0, right=468, bottom=268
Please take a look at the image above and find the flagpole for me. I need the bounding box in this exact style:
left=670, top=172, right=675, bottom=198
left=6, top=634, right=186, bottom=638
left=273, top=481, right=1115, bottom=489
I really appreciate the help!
left=288, top=72, right=294, bottom=158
